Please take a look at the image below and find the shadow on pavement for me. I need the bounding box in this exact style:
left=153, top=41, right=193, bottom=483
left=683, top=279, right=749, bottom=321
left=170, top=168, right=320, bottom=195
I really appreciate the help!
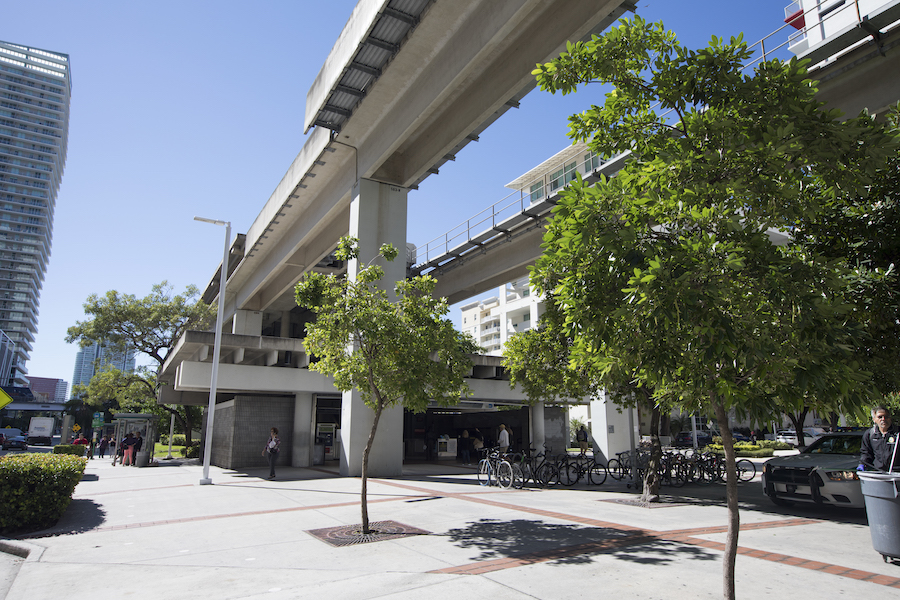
left=443, top=518, right=717, bottom=566
left=18, top=499, right=106, bottom=539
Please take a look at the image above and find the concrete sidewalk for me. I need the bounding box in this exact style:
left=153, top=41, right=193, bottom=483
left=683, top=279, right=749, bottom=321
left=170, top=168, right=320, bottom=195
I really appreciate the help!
left=1, top=456, right=898, bottom=599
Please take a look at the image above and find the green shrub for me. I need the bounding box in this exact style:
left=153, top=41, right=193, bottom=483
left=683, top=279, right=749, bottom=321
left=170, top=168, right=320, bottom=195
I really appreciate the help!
left=734, top=442, right=761, bottom=451
left=159, top=434, right=186, bottom=446
left=181, top=442, right=201, bottom=458
left=757, top=440, right=793, bottom=450
left=53, top=444, right=86, bottom=457
left=0, top=453, right=87, bottom=534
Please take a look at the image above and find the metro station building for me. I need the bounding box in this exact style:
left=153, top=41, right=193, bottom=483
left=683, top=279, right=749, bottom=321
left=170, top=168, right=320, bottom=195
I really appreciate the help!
left=159, top=0, right=900, bottom=475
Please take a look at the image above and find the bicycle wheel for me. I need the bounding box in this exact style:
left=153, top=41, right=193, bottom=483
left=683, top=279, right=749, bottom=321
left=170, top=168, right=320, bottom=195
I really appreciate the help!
left=607, top=458, right=625, bottom=480
left=537, top=462, right=558, bottom=486
left=589, top=462, right=608, bottom=485
left=512, top=463, right=524, bottom=489
left=558, top=461, right=579, bottom=486
left=736, top=459, right=756, bottom=482
left=497, top=460, right=514, bottom=489
left=478, top=459, right=492, bottom=486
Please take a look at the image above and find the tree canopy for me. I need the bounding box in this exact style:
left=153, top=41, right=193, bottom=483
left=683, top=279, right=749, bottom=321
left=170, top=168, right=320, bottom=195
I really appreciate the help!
left=527, top=17, right=899, bottom=599
left=66, top=281, right=214, bottom=444
left=295, top=237, right=479, bottom=532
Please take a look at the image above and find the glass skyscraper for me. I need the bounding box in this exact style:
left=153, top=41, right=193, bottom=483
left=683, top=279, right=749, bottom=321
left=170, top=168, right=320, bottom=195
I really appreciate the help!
left=71, top=342, right=137, bottom=393
left=0, top=41, right=71, bottom=385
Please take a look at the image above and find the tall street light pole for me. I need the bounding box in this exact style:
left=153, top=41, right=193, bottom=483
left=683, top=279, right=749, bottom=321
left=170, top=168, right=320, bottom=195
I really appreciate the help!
left=194, top=216, right=231, bottom=485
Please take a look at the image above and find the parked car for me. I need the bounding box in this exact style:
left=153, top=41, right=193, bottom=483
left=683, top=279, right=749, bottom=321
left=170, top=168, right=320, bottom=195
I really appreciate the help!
left=673, top=430, right=715, bottom=447
left=775, top=429, right=822, bottom=446
left=761, top=431, right=865, bottom=508
left=731, top=430, right=750, bottom=443
left=1, top=435, right=28, bottom=451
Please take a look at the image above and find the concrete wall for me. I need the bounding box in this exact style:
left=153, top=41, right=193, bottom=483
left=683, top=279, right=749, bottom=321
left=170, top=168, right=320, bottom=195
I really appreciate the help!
left=207, top=395, right=295, bottom=469
left=210, top=400, right=235, bottom=468
left=543, top=405, right=567, bottom=455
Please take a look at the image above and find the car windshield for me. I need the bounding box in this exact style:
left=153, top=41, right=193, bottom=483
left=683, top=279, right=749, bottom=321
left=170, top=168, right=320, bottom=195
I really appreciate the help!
left=802, top=435, right=861, bottom=455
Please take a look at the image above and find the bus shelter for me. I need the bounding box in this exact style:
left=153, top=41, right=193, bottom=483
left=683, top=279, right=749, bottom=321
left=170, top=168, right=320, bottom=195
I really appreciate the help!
left=111, top=413, right=158, bottom=467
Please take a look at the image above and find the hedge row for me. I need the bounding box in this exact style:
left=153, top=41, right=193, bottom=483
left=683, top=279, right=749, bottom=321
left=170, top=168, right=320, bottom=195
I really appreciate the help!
left=159, top=434, right=186, bottom=446
left=0, top=453, right=86, bottom=534
left=53, top=444, right=86, bottom=456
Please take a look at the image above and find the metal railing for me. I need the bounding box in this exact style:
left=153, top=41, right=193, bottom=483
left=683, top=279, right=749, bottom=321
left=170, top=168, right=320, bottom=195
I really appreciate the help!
left=412, top=0, right=895, bottom=270
left=412, top=151, right=605, bottom=268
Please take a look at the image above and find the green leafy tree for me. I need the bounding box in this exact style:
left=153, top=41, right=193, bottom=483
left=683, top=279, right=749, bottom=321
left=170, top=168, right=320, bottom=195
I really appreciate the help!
left=66, top=282, right=214, bottom=445
left=530, top=17, right=897, bottom=599
left=505, top=296, right=667, bottom=501
left=295, top=237, right=479, bottom=534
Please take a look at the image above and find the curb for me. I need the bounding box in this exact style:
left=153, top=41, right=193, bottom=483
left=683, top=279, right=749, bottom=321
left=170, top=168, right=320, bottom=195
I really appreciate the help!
left=0, top=538, right=44, bottom=562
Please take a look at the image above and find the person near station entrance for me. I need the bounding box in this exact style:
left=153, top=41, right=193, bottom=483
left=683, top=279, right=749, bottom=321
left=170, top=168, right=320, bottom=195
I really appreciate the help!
left=498, top=424, right=510, bottom=454
left=262, top=427, right=281, bottom=479
left=73, top=433, right=89, bottom=446
left=472, top=428, right=484, bottom=456
left=860, top=406, right=900, bottom=472
left=459, top=429, right=471, bottom=465
left=576, top=425, right=590, bottom=456
left=424, top=426, right=437, bottom=462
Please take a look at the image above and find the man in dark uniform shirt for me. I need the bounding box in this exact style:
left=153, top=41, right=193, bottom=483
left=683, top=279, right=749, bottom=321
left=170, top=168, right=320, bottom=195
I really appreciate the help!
left=860, top=406, right=899, bottom=471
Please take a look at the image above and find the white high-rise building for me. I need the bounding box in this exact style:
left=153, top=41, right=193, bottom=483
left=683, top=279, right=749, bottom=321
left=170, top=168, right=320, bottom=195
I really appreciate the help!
left=460, top=277, right=542, bottom=356
left=0, top=41, right=71, bottom=386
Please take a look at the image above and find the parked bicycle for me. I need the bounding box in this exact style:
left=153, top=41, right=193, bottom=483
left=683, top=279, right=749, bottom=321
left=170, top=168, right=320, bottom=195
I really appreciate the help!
left=477, top=447, right=517, bottom=489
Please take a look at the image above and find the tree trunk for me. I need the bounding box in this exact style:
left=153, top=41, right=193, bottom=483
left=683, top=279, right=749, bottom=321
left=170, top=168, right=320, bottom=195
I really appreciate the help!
left=713, top=399, right=739, bottom=600
left=787, top=407, right=810, bottom=448
left=642, top=404, right=661, bottom=503
left=361, top=400, right=385, bottom=534
left=828, top=411, right=840, bottom=431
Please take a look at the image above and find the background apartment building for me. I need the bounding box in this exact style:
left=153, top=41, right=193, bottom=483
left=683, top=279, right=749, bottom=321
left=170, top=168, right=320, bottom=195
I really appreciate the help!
left=71, top=342, right=137, bottom=392
left=0, top=40, right=71, bottom=385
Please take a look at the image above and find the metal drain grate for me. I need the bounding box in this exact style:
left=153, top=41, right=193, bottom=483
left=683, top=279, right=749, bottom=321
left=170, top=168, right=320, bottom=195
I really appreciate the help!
left=306, top=520, right=431, bottom=547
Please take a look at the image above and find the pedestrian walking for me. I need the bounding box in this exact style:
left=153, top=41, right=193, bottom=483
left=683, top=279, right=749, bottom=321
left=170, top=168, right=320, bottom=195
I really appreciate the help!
left=262, top=427, right=281, bottom=479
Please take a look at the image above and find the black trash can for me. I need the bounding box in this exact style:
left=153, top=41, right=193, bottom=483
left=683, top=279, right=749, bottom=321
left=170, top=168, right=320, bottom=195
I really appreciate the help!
left=859, top=472, right=900, bottom=561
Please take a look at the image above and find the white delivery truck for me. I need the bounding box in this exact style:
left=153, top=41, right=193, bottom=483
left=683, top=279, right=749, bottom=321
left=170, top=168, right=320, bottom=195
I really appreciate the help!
left=27, top=416, right=55, bottom=445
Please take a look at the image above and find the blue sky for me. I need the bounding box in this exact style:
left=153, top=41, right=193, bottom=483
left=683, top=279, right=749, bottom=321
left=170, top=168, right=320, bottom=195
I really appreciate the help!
left=1, top=0, right=798, bottom=385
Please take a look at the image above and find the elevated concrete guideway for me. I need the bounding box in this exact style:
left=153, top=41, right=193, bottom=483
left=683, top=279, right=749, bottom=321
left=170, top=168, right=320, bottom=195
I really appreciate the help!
left=416, top=2, right=900, bottom=306
left=215, top=0, right=635, bottom=321
left=161, top=0, right=636, bottom=477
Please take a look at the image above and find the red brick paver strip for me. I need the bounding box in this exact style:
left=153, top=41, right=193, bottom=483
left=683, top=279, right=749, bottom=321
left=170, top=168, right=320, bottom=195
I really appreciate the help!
left=369, top=479, right=900, bottom=589
left=58, top=471, right=900, bottom=589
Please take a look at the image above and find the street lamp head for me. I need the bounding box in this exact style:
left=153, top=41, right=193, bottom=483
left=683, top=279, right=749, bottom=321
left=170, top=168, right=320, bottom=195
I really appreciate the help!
left=194, top=216, right=230, bottom=227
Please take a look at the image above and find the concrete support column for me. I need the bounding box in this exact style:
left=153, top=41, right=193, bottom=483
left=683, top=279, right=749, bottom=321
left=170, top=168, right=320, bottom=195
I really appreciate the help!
left=499, top=283, right=508, bottom=349
left=590, top=390, right=636, bottom=464
left=292, top=392, right=314, bottom=467
left=530, top=401, right=545, bottom=452
left=281, top=310, right=293, bottom=338
left=233, top=310, right=262, bottom=335
left=340, top=178, right=407, bottom=477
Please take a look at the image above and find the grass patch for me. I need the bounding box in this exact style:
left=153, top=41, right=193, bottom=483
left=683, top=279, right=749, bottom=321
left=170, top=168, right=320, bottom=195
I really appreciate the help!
left=154, top=442, right=186, bottom=457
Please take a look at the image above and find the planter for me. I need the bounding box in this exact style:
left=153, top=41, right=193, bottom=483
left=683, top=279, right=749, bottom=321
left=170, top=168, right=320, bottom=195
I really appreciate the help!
left=859, top=472, right=900, bottom=562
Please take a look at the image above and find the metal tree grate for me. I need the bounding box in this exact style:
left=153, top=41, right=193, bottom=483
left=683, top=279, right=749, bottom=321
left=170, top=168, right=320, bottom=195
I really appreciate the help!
left=306, top=520, right=430, bottom=547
